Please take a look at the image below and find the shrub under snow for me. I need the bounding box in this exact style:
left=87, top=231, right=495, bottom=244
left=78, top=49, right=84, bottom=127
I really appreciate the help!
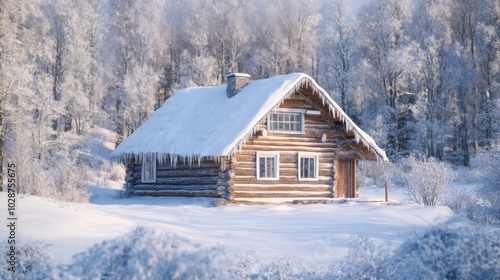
left=471, top=145, right=500, bottom=224
left=393, top=218, right=500, bottom=279
left=326, top=218, right=500, bottom=280
left=61, top=227, right=256, bottom=280
left=4, top=221, right=499, bottom=279
left=399, top=156, right=455, bottom=206
left=0, top=242, right=55, bottom=280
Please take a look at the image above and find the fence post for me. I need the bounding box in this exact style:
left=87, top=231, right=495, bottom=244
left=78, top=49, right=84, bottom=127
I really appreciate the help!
left=385, top=181, right=389, bottom=203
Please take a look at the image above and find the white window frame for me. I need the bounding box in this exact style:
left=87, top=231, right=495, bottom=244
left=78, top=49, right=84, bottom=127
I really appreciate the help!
left=298, top=152, right=319, bottom=181
left=267, top=108, right=305, bottom=134
left=256, top=151, right=280, bottom=180
left=141, top=153, right=157, bottom=183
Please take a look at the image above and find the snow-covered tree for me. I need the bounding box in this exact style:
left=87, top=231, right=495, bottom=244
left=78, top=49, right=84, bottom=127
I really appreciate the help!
left=320, top=0, right=358, bottom=115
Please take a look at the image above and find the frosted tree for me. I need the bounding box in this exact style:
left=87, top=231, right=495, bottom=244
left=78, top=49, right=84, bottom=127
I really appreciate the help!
left=206, top=0, right=249, bottom=82
left=320, top=0, right=358, bottom=115
left=275, top=0, right=321, bottom=74
left=357, top=0, right=415, bottom=160
left=105, top=0, right=163, bottom=141
left=59, top=0, right=104, bottom=135
left=248, top=0, right=321, bottom=77
left=474, top=0, right=500, bottom=147
left=409, top=0, right=455, bottom=160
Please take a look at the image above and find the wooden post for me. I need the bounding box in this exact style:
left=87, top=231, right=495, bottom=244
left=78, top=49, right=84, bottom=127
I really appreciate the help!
left=384, top=181, right=389, bottom=203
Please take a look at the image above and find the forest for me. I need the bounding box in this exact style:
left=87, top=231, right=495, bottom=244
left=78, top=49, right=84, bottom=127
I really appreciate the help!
left=0, top=0, right=499, bottom=201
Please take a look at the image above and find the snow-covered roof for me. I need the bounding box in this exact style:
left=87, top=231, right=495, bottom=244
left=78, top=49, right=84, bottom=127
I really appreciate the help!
left=110, top=73, right=388, bottom=163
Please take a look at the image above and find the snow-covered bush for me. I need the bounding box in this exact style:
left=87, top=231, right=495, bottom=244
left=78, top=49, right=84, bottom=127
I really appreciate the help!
left=471, top=145, right=500, bottom=212
left=442, top=187, right=478, bottom=214
left=398, top=156, right=455, bottom=206
left=62, top=227, right=256, bottom=279
left=52, top=158, right=91, bottom=203
left=257, top=256, right=302, bottom=280
left=0, top=242, right=55, bottom=280
left=393, top=218, right=500, bottom=279
left=326, top=235, right=394, bottom=280
left=328, top=219, right=500, bottom=280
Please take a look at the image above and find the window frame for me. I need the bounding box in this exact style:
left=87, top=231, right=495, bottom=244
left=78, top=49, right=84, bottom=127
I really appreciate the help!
left=141, top=153, right=157, bottom=183
left=267, top=108, right=305, bottom=134
left=256, top=151, right=280, bottom=180
left=298, top=152, right=319, bottom=181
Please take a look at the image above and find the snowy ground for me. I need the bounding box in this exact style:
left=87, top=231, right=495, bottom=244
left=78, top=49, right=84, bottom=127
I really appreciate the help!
left=0, top=127, right=457, bottom=268
left=1, top=185, right=455, bottom=267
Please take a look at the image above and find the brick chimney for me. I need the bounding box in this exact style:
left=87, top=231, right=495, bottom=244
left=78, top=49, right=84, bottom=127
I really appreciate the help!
left=226, top=73, right=251, bottom=98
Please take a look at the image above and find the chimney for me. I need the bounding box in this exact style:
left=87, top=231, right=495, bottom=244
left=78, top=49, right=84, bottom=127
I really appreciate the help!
left=226, top=73, right=251, bottom=98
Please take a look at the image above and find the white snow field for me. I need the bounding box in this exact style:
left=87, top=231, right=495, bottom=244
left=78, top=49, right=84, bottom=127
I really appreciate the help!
left=0, top=185, right=455, bottom=267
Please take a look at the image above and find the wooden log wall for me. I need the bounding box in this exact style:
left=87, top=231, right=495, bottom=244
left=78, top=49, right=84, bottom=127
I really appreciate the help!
left=128, top=158, right=221, bottom=197
left=231, top=92, right=355, bottom=203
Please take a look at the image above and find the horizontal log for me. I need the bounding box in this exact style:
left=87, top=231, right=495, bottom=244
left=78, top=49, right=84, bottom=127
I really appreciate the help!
left=234, top=167, right=332, bottom=177
left=233, top=191, right=332, bottom=199
left=233, top=176, right=332, bottom=185
left=241, top=144, right=338, bottom=153
left=133, top=184, right=216, bottom=191
left=156, top=162, right=220, bottom=170
left=134, top=176, right=218, bottom=185
left=281, top=99, right=314, bottom=109
left=266, top=130, right=338, bottom=139
left=233, top=153, right=335, bottom=164
left=234, top=185, right=331, bottom=192
left=246, top=140, right=339, bottom=148
left=131, top=168, right=219, bottom=179
left=134, top=190, right=219, bottom=198
left=253, top=136, right=324, bottom=142
left=233, top=162, right=333, bottom=169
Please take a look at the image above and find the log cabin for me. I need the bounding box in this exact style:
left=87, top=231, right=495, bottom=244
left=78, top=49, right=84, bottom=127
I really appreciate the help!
left=110, top=73, right=388, bottom=204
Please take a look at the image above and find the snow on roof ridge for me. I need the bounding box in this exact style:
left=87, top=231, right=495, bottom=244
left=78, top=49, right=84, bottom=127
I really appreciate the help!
left=111, top=73, right=387, bottom=164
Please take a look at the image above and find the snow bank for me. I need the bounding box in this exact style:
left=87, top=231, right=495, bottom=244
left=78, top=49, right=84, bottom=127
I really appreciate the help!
left=1, top=188, right=453, bottom=266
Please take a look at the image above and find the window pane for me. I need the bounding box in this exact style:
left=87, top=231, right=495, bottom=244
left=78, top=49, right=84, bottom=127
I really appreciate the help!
left=300, top=157, right=316, bottom=179
left=267, top=157, right=275, bottom=177
left=300, top=158, right=305, bottom=178
left=269, top=112, right=302, bottom=132
left=259, top=157, right=266, bottom=178
left=143, top=154, right=155, bottom=182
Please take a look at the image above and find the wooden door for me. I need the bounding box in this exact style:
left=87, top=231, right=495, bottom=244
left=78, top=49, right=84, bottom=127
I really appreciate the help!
left=336, top=159, right=357, bottom=198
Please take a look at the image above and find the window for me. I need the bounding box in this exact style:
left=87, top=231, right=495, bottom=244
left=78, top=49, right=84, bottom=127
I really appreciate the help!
left=268, top=109, right=304, bottom=133
left=141, top=153, right=156, bottom=183
left=298, top=153, right=319, bottom=180
left=256, top=152, right=279, bottom=180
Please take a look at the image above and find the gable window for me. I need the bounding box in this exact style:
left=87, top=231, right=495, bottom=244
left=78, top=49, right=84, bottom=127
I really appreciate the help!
left=298, top=152, right=319, bottom=181
left=268, top=109, right=304, bottom=133
left=142, top=153, right=156, bottom=183
left=256, top=151, right=279, bottom=180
